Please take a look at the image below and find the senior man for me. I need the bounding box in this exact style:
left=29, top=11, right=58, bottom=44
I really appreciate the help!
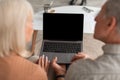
left=52, top=0, right=120, bottom=80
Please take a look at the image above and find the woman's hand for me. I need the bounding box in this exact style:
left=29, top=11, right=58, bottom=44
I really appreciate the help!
left=71, top=52, right=90, bottom=62
left=51, top=57, right=66, bottom=76
left=38, top=55, right=50, bottom=73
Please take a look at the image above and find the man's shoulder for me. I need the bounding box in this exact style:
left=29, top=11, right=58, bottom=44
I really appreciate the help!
left=68, top=53, right=120, bottom=73
left=69, top=59, right=99, bottom=73
left=65, top=59, right=99, bottom=80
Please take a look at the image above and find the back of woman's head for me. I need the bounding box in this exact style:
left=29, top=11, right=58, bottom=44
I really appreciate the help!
left=0, top=0, right=34, bottom=57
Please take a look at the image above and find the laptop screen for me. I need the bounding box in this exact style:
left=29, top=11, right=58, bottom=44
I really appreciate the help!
left=43, top=13, right=84, bottom=41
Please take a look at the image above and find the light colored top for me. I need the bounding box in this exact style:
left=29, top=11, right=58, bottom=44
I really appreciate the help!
left=0, top=53, right=47, bottom=80
left=65, top=44, right=120, bottom=80
left=33, top=5, right=100, bottom=33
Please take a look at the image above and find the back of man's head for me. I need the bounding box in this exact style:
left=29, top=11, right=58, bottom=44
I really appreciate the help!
left=106, top=0, right=120, bottom=32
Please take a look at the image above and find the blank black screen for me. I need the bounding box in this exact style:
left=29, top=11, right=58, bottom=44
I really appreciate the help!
left=43, top=13, right=84, bottom=41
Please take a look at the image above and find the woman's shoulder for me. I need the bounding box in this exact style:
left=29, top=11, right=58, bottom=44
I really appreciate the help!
left=0, top=54, right=48, bottom=80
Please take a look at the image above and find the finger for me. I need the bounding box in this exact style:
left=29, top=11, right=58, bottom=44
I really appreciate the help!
left=45, top=56, right=48, bottom=69
left=52, top=57, right=61, bottom=69
left=38, top=56, right=42, bottom=66
left=71, top=57, right=81, bottom=62
left=72, top=54, right=84, bottom=60
left=45, top=56, right=49, bottom=71
left=52, top=57, right=57, bottom=66
left=46, top=60, right=50, bottom=72
left=77, top=52, right=81, bottom=54
left=51, top=57, right=66, bottom=75
left=71, top=57, right=79, bottom=62
left=52, top=57, right=65, bottom=70
left=60, top=65, right=66, bottom=70
left=76, top=53, right=86, bottom=58
left=71, top=54, right=86, bottom=62
left=78, top=52, right=90, bottom=59
left=41, top=55, right=45, bottom=68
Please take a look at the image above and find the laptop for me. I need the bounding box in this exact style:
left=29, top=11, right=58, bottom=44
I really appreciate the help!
left=40, top=13, right=84, bottom=64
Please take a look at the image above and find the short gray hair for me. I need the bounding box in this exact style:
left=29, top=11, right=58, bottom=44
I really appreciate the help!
left=106, top=0, right=120, bottom=31
left=0, top=0, right=34, bottom=57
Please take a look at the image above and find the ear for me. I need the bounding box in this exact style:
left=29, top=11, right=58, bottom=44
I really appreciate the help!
left=107, top=16, right=116, bottom=31
left=25, top=20, right=33, bottom=43
left=25, top=25, right=31, bottom=42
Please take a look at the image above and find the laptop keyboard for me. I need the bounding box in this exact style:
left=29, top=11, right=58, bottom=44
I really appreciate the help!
left=43, top=42, right=81, bottom=53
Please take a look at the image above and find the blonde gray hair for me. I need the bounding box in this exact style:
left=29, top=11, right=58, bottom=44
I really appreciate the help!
left=0, top=0, right=34, bottom=57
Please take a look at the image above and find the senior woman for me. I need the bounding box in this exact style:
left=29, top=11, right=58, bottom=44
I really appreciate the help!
left=0, top=0, right=49, bottom=80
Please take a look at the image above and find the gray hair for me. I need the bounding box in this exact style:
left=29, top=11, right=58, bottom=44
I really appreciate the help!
left=105, top=0, right=120, bottom=32
left=0, top=0, right=34, bottom=57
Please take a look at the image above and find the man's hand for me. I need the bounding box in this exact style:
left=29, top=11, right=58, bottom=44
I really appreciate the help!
left=71, top=52, right=90, bottom=62
left=51, top=57, right=66, bottom=75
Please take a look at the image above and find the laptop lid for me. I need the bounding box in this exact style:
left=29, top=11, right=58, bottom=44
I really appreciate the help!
left=41, top=13, right=84, bottom=64
left=43, top=13, right=84, bottom=41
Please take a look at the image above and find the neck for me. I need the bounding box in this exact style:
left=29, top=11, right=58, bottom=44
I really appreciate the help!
left=104, top=33, right=120, bottom=44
